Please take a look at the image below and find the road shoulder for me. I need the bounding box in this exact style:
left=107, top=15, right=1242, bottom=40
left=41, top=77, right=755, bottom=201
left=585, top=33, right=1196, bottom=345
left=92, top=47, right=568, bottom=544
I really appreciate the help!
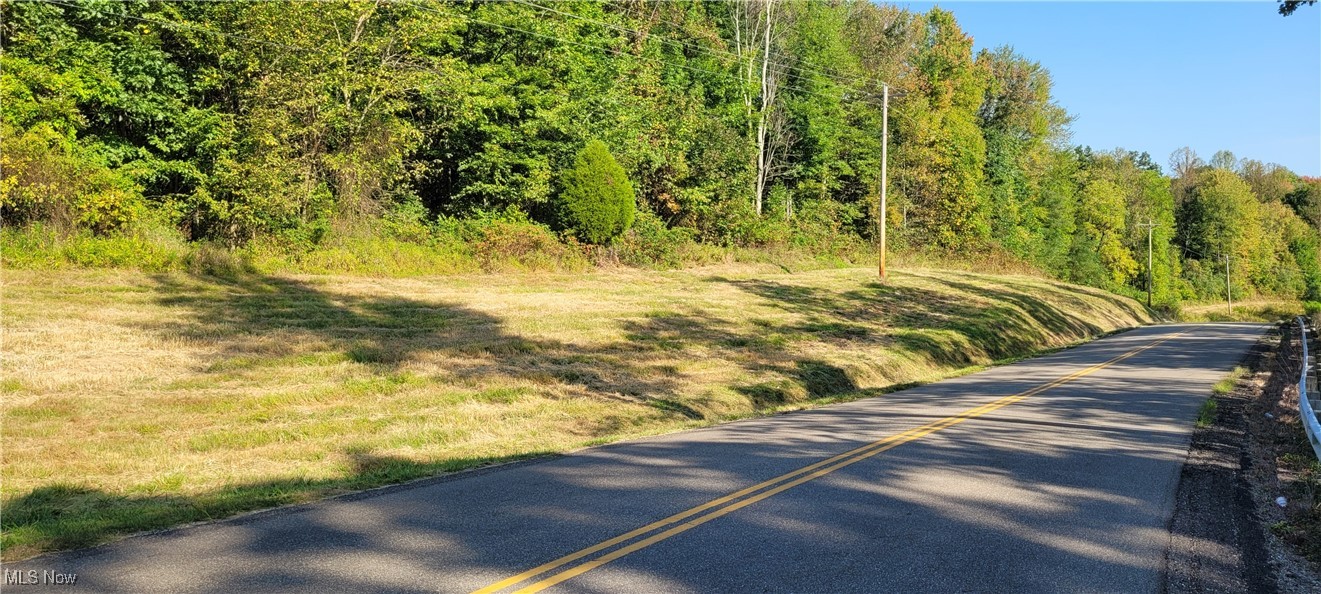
left=1164, top=323, right=1321, bottom=593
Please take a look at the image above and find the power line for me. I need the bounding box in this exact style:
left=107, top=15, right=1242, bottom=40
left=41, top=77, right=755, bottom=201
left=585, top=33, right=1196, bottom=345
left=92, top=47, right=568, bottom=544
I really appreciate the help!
left=36, top=0, right=887, bottom=109
left=42, top=0, right=326, bottom=55
left=403, top=0, right=877, bottom=106
left=501, top=0, right=886, bottom=96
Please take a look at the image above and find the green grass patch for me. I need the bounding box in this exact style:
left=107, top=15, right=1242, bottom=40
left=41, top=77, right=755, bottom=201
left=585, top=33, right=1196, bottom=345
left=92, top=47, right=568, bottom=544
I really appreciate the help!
left=1179, top=301, right=1305, bottom=323
left=1213, top=366, right=1248, bottom=396
left=1198, top=365, right=1247, bottom=428
left=1196, top=398, right=1219, bottom=428
left=1, top=265, right=1154, bottom=560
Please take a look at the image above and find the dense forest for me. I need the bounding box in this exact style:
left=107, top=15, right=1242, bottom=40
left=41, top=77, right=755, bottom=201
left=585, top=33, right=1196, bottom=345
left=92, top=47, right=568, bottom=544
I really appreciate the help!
left=3, top=0, right=1320, bottom=309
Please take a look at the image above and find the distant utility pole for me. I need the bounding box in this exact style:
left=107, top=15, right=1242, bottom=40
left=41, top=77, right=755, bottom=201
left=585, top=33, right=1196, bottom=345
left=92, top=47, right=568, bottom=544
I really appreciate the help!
left=1225, top=253, right=1233, bottom=314
left=878, top=84, right=889, bottom=280
left=1138, top=218, right=1156, bottom=308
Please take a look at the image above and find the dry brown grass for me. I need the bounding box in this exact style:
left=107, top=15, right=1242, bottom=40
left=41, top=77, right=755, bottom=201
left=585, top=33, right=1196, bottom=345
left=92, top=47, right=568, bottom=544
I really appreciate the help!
left=1178, top=299, right=1305, bottom=323
left=0, top=264, right=1152, bottom=559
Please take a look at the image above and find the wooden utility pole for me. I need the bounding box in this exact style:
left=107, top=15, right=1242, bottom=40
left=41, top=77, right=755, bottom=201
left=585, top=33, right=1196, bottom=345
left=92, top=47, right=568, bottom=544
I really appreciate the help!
left=1225, top=253, right=1233, bottom=314
left=1138, top=219, right=1155, bottom=308
left=879, top=84, right=889, bottom=279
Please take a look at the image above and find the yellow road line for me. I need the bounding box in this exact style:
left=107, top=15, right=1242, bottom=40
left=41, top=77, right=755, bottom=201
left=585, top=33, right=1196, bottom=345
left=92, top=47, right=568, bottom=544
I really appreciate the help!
left=477, top=330, right=1187, bottom=594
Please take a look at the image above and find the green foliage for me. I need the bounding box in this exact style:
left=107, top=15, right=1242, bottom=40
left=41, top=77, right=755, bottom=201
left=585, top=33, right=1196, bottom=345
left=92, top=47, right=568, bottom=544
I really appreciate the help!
left=893, top=8, right=989, bottom=249
left=2, top=0, right=1317, bottom=309
left=557, top=140, right=636, bottom=244
left=616, top=210, right=697, bottom=269
left=1077, top=179, right=1138, bottom=288
left=1285, top=178, right=1321, bottom=230
left=0, top=123, right=143, bottom=234
left=1, top=221, right=184, bottom=272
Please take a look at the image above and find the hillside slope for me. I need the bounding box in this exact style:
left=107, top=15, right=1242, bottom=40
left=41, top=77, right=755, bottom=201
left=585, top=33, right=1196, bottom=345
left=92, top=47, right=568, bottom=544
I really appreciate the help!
left=1, top=265, right=1153, bottom=558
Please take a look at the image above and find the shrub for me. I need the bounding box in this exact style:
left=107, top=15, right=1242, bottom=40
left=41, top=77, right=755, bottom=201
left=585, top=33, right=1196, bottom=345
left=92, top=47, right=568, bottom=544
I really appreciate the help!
left=616, top=210, right=696, bottom=269
left=0, top=221, right=185, bottom=272
left=380, top=193, right=433, bottom=244
left=448, top=209, right=590, bottom=272
left=700, top=199, right=787, bottom=247
left=558, top=140, right=635, bottom=244
left=0, top=123, right=143, bottom=234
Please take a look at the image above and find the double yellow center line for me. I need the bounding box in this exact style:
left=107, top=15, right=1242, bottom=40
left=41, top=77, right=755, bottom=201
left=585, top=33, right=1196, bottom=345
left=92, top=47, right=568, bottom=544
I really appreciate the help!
left=474, top=330, right=1187, bottom=594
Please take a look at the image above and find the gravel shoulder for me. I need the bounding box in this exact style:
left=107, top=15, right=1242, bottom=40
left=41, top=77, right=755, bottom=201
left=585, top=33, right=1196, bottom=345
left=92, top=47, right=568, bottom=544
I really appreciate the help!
left=1165, top=322, right=1321, bottom=593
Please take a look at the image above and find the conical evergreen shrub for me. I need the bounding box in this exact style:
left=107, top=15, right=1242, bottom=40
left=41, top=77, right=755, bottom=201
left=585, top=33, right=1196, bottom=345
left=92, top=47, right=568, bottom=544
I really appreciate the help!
left=558, top=140, right=635, bottom=244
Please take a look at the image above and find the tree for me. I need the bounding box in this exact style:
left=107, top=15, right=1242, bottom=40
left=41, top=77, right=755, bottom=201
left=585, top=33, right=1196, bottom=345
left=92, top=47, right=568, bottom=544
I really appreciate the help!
left=1285, top=177, right=1321, bottom=232
left=1076, top=179, right=1139, bottom=288
left=1280, top=1, right=1316, bottom=16
left=557, top=140, right=635, bottom=244
left=1209, top=150, right=1238, bottom=171
left=1168, top=146, right=1205, bottom=206
left=892, top=8, right=988, bottom=249
left=1237, top=160, right=1297, bottom=203
left=977, top=46, right=1071, bottom=260
left=1176, top=169, right=1265, bottom=299
left=731, top=0, right=795, bottom=216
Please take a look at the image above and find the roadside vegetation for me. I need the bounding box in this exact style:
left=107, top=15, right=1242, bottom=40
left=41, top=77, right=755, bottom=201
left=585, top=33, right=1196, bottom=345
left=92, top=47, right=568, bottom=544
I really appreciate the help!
left=2, top=1, right=1319, bottom=309
left=0, top=0, right=1315, bottom=563
left=1197, top=366, right=1249, bottom=428
left=1, top=265, right=1152, bottom=559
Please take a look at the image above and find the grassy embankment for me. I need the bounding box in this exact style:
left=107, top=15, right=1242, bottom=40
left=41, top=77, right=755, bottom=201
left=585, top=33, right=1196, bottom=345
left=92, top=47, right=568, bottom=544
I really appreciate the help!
left=1178, top=300, right=1309, bottom=323
left=1, top=265, right=1153, bottom=560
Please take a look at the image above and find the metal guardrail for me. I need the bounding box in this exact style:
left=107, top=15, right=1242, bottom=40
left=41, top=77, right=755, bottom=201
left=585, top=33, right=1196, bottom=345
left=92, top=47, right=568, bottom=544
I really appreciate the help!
left=1295, top=316, right=1321, bottom=461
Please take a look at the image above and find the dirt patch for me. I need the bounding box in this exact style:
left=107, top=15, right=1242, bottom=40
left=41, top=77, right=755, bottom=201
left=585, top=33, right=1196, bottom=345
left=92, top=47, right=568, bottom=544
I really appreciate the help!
left=1247, top=322, right=1321, bottom=592
left=1165, top=322, right=1321, bottom=593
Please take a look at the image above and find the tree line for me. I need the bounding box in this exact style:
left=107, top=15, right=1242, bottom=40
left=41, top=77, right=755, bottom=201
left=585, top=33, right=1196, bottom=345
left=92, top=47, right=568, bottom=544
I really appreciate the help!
left=3, top=0, right=1320, bottom=307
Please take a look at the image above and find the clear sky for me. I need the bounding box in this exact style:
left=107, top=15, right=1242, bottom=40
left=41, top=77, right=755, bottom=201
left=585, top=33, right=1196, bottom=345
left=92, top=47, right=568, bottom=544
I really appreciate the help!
left=898, top=1, right=1321, bottom=176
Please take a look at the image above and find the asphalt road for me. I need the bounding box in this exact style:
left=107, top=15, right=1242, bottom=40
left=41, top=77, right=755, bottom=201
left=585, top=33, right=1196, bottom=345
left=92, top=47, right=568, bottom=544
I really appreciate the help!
left=3, top=323, right=1266, bottom=593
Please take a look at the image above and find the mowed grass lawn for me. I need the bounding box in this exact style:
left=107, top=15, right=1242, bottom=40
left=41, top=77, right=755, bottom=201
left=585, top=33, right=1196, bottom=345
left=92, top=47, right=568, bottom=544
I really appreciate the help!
left=1, top=265, right=1152, bottom=559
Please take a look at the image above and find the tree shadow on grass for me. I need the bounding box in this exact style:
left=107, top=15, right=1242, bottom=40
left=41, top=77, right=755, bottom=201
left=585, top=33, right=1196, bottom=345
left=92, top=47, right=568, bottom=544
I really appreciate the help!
left=734, top=360, right=860, bottom=408
left=145, top=272, right=684, bottom=401
left=149, top=274, right=507, bottom=366
left=144, top=270, right=1128, bottom=433
left=7, top=270, right=1147, bottom=561
left=707, top=273, right=1146, bottom=365
left=0, top=448, right=551, bottom=561
left=908, top=269, right=1154, bottom=327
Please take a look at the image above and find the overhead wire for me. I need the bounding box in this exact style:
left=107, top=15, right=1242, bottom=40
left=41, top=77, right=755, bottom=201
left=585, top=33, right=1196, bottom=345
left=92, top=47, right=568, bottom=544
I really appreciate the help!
left=40, top=0, right=461, bottom=85
left=38, top=0, right=888, bottom=109
left=501, top=0, right=887, bottom=96
left=401, top=0, right=877, bottom=106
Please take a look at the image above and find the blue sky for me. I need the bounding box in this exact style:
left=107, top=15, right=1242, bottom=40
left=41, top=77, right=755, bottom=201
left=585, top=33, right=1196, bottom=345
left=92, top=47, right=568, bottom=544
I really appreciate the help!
left=898, top=1, right=1321, bottom=176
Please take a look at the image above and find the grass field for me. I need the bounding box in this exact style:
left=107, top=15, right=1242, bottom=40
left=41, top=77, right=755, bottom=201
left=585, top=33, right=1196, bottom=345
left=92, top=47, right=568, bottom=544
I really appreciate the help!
left=1178, top=299, right=1306, bottom=323
left=1, top=264, right=1153, bottom=559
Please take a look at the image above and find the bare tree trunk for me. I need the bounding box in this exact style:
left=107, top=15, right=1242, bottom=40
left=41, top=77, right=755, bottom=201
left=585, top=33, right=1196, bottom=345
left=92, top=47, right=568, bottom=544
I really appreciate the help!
left=733, top=0, right=792, bottom=217
left=766, top=99, right=794, bottom=220
left=753, top=0, right=779, bottom=217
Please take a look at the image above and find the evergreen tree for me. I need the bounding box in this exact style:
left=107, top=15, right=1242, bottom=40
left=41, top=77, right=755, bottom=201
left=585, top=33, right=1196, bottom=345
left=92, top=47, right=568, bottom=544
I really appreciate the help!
left=558, top=140, right=635, bottom=244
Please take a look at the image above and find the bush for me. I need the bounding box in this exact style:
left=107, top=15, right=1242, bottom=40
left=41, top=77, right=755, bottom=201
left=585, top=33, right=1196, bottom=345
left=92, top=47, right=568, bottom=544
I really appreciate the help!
left=700, top=199, right=788, bottom=247
left=0, top=221, right=185, bottom=272
left=616, top=210, right=697, bottom=268
left=790, top=199, right=870, bottom=256
left=557, top=140, right=635, bottom=244
left=0, top=123, right=143, bottom=234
